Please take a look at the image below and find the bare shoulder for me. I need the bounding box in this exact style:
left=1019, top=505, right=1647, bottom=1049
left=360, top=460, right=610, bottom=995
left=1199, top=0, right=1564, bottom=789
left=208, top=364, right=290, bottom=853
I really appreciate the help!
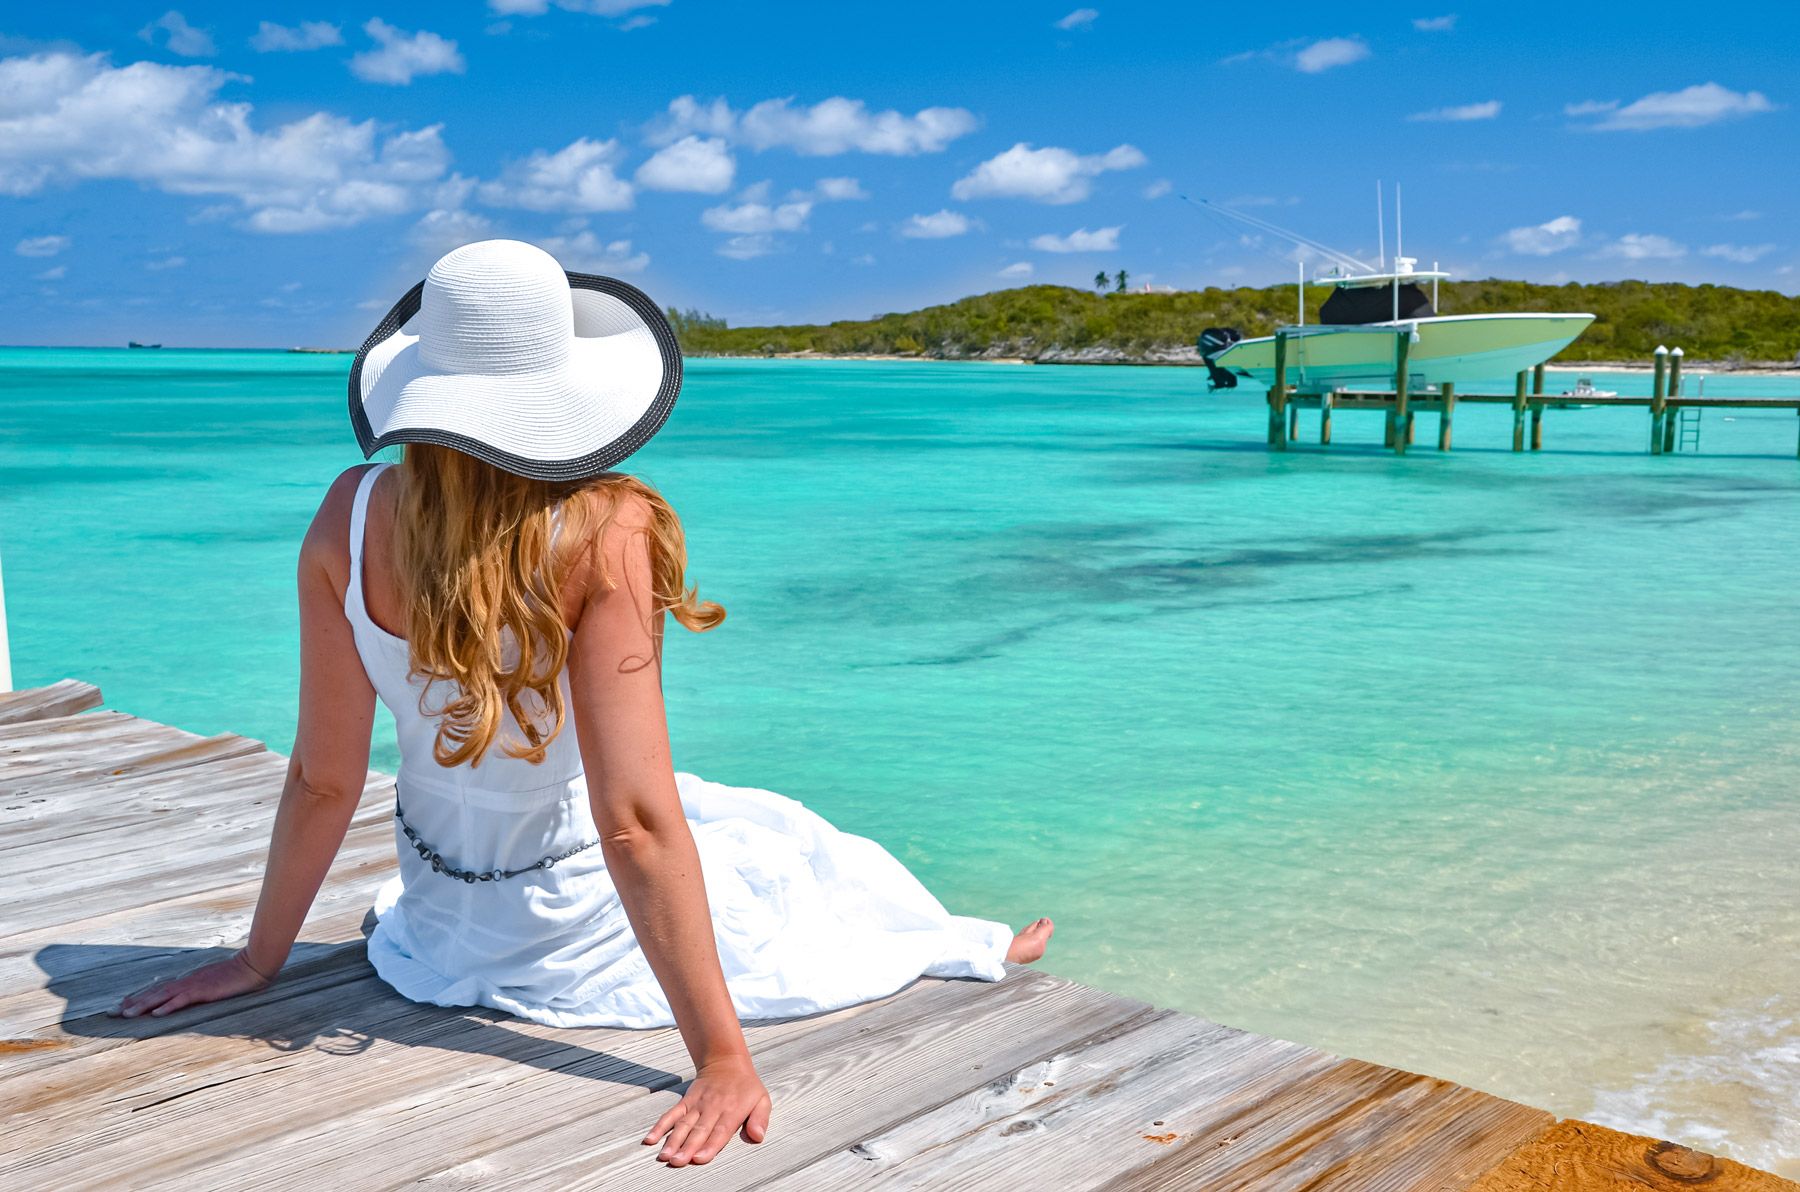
left=562, top=479, right=660, bottom=602
left=300, top=463, right=382, bottom=571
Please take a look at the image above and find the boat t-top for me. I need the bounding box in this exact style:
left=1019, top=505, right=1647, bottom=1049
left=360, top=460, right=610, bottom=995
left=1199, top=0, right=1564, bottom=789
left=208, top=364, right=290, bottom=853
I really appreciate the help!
left=1192, top=187, right=1594, bottom=392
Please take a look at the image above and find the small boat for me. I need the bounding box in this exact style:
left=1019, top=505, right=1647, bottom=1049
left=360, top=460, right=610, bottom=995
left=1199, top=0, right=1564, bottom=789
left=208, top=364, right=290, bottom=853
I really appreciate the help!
left=1549, top=376, right=1617, bottom=409
left=127, top=341, right=163, bottom=349
left=1189, top=188, right=1594, bottom=392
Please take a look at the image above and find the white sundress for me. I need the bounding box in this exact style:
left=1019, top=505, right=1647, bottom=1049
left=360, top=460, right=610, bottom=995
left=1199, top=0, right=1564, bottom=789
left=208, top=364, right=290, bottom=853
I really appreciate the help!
left=346, top=462, right=1012, bottom=1029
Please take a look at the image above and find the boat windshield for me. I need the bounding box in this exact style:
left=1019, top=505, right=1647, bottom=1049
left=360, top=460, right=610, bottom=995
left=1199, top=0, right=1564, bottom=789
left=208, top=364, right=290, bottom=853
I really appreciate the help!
left=1319, top=282, right=1435, bottom=326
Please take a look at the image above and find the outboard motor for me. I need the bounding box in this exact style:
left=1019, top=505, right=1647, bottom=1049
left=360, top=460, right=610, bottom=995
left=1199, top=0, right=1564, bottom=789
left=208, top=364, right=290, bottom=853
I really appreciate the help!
left=1198, top=326, right=1242, bottom=390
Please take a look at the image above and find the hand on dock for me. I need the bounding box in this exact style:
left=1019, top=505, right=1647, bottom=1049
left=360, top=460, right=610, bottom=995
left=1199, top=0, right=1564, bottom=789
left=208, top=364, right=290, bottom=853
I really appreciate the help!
left=642, top=1055, right=772, bottom=1167
left=108, top=947, right=275, bottom=1019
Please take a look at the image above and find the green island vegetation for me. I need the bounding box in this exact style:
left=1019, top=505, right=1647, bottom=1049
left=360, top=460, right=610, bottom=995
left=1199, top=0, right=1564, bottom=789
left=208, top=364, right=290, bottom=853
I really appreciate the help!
left=667, top=279, right=1800, bottom=365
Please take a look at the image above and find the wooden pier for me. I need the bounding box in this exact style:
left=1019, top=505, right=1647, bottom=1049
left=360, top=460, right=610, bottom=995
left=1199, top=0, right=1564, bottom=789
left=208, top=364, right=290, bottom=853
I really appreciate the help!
left=2, top=681, right=1794, bottom=1190
left=1266, top=336, right=1800, bottom=456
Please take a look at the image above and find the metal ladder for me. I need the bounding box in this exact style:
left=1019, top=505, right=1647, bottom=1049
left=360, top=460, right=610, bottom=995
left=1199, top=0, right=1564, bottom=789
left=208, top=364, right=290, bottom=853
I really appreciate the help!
left=1675, top=406, right=1703, bottom=452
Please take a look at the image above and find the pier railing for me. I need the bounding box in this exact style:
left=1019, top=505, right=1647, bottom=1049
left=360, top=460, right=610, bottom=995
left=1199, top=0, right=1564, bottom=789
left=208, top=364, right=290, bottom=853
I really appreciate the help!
left=1265, top=333, right=1800, bottom=457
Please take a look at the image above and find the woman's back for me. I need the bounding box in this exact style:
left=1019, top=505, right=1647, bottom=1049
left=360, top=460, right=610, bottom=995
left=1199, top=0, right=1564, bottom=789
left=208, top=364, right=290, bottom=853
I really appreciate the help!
left=344, top=460, right=587, bottom=803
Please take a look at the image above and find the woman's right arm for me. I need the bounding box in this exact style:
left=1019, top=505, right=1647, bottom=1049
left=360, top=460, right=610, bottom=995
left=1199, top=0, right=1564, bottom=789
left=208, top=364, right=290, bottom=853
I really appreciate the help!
left=565, top=493, right=771, bottom=1169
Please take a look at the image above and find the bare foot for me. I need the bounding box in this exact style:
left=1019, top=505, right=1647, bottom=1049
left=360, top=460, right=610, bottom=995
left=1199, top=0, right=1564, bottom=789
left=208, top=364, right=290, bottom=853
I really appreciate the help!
left=1006, top=917, right=1055, bottom=965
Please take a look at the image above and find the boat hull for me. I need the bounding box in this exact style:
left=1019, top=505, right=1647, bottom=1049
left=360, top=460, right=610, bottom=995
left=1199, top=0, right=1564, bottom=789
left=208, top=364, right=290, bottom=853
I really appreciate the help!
left=1212, top=313, right=1595, bottom=391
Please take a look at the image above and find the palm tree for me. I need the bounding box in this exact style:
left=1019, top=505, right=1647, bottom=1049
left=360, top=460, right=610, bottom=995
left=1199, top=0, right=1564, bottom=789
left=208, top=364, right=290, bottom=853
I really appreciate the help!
left=1093, top=271, right=1109, bottom=293
left=1114, top=268, right=1130, bottom=292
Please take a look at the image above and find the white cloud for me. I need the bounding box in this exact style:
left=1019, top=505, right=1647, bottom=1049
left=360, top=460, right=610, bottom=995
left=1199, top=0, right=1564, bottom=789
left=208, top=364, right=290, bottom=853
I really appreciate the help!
left=0, top=51, right=450, bottom=232
left=478, top=138, right=634, bottom=212
left=1408, top=100, right=1500, bottom=122
left=718, top=234, right=777, bottom=260
left=634, top=135, right=735, bottom=193
left=1721, top=209, right=1761, bottom=221
left=1226, top=35, right=1371, bottom=73
left=16, top=234, right=70, bottom=257
left=850, top=252, right=875, bottom=266
left=952, top=142, right=1146, bottom=204
left=899, top=210, right=971, bottom=239
left=489, top=0, right=670, bottom=15
left=538, top=229, right=649, bottom=273
left=251, top=21, right=343, bottom=52
left=1502, top=215, right=1581, bottom=255
left=1413, top=15, right=1457, bottom=31
left=812, top=176, right=868, bottom=200
left=139, top=12, right=215, bottom=58
left=651, top=94, right=978, bottom=156
left=1142, top=178, right=1172, bottom=199
left=701, top=197, right=811, bottom=234
left=34, top=265, right=65, bottom=280
left=145, top=255, right=186, bottom=270
left=1597, top=233, right=1685, bottom=260
left=1700, top=242, right=1773, bottom=264
left=1055, top=9, right=1099, bottom=30
left=410, top=205, right=494, bottom=257
left=1295, top=37, right=1369, bottom=73
left=998, top=261, right=1033, bottom=278
left=350, top=20, right=465, bottom=86
left=1569, top=83, right=1775, bottom=131
left=1030, top=226, right=1120, bottom=253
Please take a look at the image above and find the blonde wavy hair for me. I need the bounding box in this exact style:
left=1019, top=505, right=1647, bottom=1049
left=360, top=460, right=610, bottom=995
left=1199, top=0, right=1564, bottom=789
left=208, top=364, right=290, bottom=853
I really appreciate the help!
left=392, top=443, right=723, bottom=768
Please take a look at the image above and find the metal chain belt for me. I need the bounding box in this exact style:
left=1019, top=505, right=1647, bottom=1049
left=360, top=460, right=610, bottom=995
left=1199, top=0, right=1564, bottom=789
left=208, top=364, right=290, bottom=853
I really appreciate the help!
left=394, top=794, right=601, bottom=882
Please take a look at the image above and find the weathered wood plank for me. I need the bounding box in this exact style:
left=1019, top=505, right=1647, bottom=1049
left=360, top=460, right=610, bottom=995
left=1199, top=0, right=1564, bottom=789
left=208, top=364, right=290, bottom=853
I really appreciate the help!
left=790, top=1007, right=1340, bottom=1189
left=1097, top=1056, right=1551, bottom=1191
left=0, top=800, right=395, bottom=942
left=12, top=965, right=978, bottom=1189
left=0, top=681, right=102, bottom=727
left=0, top=732, right=264, bottom=806
left=402, top=968, right=1157, bottom=1191
left=1465, top=1119, right=1800, bottom=1192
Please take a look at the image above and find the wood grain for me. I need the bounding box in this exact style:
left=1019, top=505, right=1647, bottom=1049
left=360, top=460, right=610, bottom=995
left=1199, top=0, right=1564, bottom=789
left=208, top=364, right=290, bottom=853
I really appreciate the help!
left=1465, top=1119, right=1800, bottom=1192
left=0, top=680, right=103, bottom=727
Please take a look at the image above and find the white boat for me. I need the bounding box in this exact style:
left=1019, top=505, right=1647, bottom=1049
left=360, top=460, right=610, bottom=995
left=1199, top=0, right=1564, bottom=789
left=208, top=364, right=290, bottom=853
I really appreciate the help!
left=1556, top=376, right=1617, bottom=405
left=1202, top=259, right=1593, bottom=391
left=1190, top=188, right=1594, bottom=393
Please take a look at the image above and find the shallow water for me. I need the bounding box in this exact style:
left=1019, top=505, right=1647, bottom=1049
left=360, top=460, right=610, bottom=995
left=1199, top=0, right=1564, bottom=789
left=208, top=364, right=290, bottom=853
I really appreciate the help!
left=3, top=349, right=1798, bottom=1171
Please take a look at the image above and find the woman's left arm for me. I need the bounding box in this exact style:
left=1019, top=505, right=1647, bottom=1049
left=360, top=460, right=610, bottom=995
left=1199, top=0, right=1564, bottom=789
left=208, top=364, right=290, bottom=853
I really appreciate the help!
left=115, top=470, right=377, bottom=1018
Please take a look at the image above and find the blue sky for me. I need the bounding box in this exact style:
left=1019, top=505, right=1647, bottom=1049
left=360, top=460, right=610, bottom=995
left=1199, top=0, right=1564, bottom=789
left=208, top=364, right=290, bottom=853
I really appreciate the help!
left=1, top=2, right=1792, bottom=347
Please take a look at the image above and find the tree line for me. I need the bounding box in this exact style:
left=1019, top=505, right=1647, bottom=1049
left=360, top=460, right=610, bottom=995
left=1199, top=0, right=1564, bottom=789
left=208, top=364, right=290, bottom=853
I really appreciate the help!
left=670, top=279, right=1800, bottom=364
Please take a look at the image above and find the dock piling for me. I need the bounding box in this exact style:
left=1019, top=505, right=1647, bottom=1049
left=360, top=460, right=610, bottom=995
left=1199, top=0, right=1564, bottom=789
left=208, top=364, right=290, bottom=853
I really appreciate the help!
left=1650, top=345, right=1669, bottom=455
left=1320, top=391, right=1334, bottom=444
left=1438, top=381, right=1456, bottom=451
left=1391, top=329, right=1412, bottom=455
left=1512, top=371, right=1528, bottom=452
left=1270, top=331, right=1289, bottom=451
left=1530, top=364, right=1546, bottom=450
left=1663, top=348, right=1683, bottom=453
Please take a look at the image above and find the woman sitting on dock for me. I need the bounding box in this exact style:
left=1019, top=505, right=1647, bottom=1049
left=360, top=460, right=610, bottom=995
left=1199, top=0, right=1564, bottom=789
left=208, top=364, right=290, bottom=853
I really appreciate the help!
left=111, top=240, right=1054, bottom=1168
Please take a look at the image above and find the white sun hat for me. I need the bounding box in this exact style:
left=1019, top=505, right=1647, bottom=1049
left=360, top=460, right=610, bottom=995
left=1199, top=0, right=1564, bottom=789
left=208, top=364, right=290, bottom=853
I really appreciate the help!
left=349, top=239, right=682, bottom=481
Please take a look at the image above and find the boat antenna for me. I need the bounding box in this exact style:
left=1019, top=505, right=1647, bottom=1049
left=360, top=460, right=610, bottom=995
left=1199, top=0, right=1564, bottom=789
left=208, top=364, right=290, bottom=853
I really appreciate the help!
left=1395, top=182, right=1403, bottom=262
left=1375, top=180, right=1385, bottom=270
left=1177, top=195, right=1374, bottom=274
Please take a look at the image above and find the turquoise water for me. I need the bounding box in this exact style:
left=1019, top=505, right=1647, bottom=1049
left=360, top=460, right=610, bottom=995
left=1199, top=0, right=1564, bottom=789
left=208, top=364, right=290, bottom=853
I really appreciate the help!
left=4, top=349, right=1799, bottom=1171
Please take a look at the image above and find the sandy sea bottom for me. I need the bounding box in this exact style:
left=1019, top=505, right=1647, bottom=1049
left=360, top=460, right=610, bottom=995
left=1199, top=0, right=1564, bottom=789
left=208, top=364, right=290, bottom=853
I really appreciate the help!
left=3, top=350, right=1797, bottom=1173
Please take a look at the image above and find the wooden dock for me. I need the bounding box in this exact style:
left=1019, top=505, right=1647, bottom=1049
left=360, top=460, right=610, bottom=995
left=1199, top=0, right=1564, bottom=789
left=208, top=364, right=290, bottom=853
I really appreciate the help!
left=2, top=680, right=1794, bottom=1190
left=1264, top=339, right=1800, bottom=456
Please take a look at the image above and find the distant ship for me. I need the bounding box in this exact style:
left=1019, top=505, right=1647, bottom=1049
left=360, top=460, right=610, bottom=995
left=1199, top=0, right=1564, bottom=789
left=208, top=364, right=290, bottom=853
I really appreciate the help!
left=127, top=341, right=163, bottom=349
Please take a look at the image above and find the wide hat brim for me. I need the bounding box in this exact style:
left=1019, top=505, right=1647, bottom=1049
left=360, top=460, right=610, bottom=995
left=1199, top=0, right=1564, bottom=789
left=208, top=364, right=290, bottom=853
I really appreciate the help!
left=348, top=271, right=683, bottom=482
